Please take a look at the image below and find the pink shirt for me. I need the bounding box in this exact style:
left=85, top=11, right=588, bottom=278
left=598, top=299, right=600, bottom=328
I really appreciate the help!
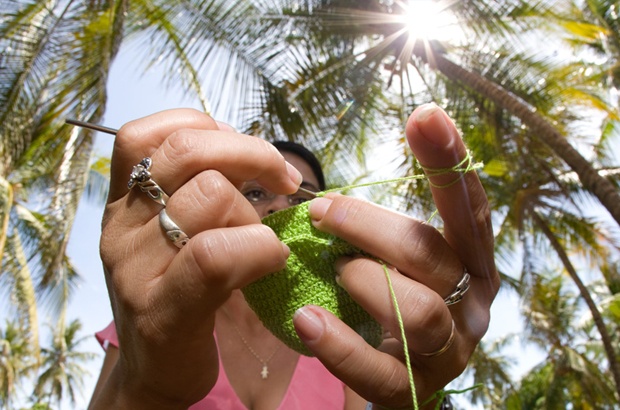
left=96, top=322, right=346, bottom=409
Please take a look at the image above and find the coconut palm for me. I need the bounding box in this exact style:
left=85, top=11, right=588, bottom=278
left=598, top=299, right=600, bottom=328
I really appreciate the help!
left=287, top=0, right=620, bottom=218
left=514, top=274, right=618, bottom=407
left=32, top=317, right=96, bottom=409
left=0, top=321, right=34, bottom=409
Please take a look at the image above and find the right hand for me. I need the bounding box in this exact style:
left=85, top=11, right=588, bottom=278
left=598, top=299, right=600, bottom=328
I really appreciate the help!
left=98, top=109, right=300, bottom=408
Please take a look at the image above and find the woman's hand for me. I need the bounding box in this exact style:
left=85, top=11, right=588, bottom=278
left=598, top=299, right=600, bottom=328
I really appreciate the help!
left=295, top=103, right=499, bottom=408
left=97, top=109, right=300, bottom=408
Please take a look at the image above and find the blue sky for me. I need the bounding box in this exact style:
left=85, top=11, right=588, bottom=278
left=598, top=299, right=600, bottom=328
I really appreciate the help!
left=65, top=44, right=542, bottom=409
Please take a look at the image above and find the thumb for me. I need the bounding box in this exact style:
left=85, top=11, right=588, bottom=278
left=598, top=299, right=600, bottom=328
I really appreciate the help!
left=293, top=305, right=414, bottom=407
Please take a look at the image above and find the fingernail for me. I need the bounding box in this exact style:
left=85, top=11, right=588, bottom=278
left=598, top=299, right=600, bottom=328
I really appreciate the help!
left=294, top=305, right=324, bottom=342
left=308, top=197, right=333, bottom=222
left=281, top=242, right=290, bottom=257
left=334, top=257, right=353, bottom=288
left=414, top=103, right=453, bottom=148
left=285, top=161, right=303, bottom=186
left=414, top=102, right=439, bottom=121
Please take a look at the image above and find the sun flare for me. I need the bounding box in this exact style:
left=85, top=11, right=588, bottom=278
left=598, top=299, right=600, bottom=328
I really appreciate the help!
left=398, top=0, right=461, bottom=42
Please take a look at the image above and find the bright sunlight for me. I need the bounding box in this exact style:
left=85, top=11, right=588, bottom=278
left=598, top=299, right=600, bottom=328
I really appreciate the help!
left=396, top=0, right=461, bottom=42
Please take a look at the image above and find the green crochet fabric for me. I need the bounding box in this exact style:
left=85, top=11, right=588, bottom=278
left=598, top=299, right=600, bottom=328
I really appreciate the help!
left=242, top=201, right=383, bottom=356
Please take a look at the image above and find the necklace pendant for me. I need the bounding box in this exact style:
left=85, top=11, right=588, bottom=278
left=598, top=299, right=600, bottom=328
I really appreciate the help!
left=261, top=364, right=269, bottom=379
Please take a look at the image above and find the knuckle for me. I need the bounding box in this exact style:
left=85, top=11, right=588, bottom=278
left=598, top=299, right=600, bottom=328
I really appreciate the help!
left=162, top=130, right=199, bottom=165
left=473, top=196, right=493, bottom=235
left=397, top=222, right=443, bottom=274
left=192, top=230, right=236, bottom=285
left=188, top=170, right=235, bottom=212
left=370, top=366, right=411, bottom=407
left=190, top=225, right=284, bottom=287
left=116, top=120, right=142, bottom=143
left=402, top=290, right=443, bottom=332
left=253, top=140, right=288, bottom=179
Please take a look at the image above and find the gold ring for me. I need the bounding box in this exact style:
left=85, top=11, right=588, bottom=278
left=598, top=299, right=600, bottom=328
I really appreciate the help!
left=418, top=319, right=455, bottom=357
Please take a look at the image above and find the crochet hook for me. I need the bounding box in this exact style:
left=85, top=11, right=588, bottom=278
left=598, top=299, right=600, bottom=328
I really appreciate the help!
left=65, top=118, right=318, bottom=198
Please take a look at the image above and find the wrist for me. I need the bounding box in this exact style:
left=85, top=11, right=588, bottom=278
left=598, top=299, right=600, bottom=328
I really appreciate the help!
left=89, top=360, right=191, bottom=410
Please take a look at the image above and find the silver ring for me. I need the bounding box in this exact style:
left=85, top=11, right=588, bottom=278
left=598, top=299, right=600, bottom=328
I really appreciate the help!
left=128, top=157, right=170, bottom=206
left=159, top=209, right=190, bottom=248
left=444, top=269, right=470, bottom=306
left=418, top=319, right=455, bottom=357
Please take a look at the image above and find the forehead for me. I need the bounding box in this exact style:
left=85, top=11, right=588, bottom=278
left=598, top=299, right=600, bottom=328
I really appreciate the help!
left=281, top=151, right=320, bottom=189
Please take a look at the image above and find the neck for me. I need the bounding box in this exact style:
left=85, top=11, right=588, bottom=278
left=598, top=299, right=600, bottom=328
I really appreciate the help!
left=219, top=290, right=267, bottom=335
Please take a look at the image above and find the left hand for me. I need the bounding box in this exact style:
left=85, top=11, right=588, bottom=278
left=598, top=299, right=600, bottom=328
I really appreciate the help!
left=293, top=103, right=499, bottom=408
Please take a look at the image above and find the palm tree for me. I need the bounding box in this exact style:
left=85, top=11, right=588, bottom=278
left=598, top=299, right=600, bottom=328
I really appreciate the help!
left=513, top=274, right=618, bottom=407
left=461, top=336, right=519, bottom=408
left=1, top=0, right=118, bottom=356
left=281, top=0, right=620, bottom=222
left=0, top=321, right=34, bottom=409
left=32, top=317, right=96, bottom=409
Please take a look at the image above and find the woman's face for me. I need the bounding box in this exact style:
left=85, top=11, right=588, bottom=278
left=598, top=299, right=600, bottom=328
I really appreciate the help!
left=241, top=151, right=321, bottom=218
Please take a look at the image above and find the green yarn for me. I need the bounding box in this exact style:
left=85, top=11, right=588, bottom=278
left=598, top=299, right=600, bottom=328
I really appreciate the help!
left=242, top=201, right=383, bottom=356
left=382, top=263, right=417, bottom=410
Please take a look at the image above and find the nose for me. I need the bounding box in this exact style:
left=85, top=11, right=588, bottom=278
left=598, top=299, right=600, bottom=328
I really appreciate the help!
left=267, top=195, right=292, bottom=215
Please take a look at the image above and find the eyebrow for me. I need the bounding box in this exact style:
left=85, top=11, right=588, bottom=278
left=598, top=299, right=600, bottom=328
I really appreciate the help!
left=300, top=181, right=320, bottom=193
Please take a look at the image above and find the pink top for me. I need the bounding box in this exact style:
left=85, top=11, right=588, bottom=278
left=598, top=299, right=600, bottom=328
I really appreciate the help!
left=96, top=322, right=346, bottom=409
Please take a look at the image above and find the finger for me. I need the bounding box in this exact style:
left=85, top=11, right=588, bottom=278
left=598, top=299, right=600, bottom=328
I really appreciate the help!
left=405, top=103, right=496, bottom=287
left=112, top=169, right=263, bottom=245
left=167, top=170, right=262, bottom=232
left=334, top=256, right=454, bottom=355
left=308, top=194, right=463, bottom=297
left=159, top=225, right=290, bottom=310
left=293, top=305, right=467, bottom=407
left=109, top=108, right=219, bottom=201
left=151, top=130, right=301, bottom=195
left=111, top=224, right=289, bottom=319
left=293, top=305, right=413, bottom=405
left=105, top=175, right=265, bottom=283
left=109, top=109, right=302, bottom=205
left=119, top=130, right=302, bottom=225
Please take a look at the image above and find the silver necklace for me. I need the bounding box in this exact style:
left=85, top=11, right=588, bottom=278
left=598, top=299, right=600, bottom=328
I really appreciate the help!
left=223, top=310, right=282, bottom=379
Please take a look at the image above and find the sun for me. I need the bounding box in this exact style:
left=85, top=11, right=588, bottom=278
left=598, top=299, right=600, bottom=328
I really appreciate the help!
left=396, top=0, right=461, bottom=42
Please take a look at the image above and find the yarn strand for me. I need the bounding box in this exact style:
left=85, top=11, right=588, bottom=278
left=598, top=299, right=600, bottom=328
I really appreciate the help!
left=316, top=150, right=482, bottom=197
left=382, top=263, right=418, bottom=410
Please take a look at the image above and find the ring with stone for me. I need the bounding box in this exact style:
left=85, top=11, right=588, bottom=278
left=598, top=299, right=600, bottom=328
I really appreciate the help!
left=128, top=157, right=170, bottom=206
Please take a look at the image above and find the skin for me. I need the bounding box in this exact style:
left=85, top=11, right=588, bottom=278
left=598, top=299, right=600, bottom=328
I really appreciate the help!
left=88, top=103, right=499, bottom=409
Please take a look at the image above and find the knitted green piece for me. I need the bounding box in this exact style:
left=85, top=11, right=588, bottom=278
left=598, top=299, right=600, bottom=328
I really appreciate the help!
left=242, top=201, right=383, bottom=356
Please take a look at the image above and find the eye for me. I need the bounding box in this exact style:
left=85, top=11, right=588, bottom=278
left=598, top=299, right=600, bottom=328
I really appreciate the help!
left=243, top=187, right=270, bottom=203
left=290, top=192, right=315, bottom=205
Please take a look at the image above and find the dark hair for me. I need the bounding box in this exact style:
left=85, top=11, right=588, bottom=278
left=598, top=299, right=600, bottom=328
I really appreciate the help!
left=272, top=141, right=326, bottom=191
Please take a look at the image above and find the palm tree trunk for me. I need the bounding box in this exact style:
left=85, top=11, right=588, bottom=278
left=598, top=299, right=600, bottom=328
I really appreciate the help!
left=0, top=177, right=12, bottom=259
left=417, top=47, right=620, bottom=227
left=12, top=229, right=41, bottom=362
left=532, top=211, right=620, bottom=398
